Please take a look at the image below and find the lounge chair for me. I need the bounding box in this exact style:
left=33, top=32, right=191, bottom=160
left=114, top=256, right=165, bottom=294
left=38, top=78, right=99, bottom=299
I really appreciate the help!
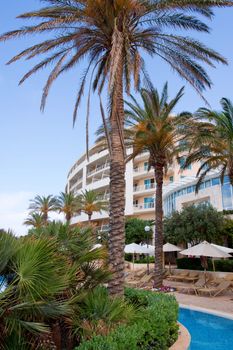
left=126, top=273, right=153, bottom=288
left=197, top=281, right=231, bottom=297
left=168, top=271, right=189, bottom=282
left=177, top=276, right=206, bottom=295
left=182, top=272, right=199, bottom=283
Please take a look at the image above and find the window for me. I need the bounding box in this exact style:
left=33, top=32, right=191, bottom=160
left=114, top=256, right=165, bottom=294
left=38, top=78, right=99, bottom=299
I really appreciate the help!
left=212, top=178, right=220, bottom=186
left=205, top=180, right=211, bottom=188
left=144, top=162, right=149, bottom=171
left=169, top=176, right=174, bottom=183
left=222, top=184, right=233, bottom=210
left=187, top=186, right=194, bottom=194
left=144, top=197, right=154, bottom=209
left=179, top=156, right=191, bottom=170
left=144, top=178, right=154, bottom=189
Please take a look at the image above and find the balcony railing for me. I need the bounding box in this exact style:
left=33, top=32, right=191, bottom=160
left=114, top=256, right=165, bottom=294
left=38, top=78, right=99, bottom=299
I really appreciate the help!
left=133, top=166, right=150, bottom=173
left=133, top=183, right=155, bottom=192
left=87, top=162, right=110, bottom=177
left=134, top=202, right=155, bottom=210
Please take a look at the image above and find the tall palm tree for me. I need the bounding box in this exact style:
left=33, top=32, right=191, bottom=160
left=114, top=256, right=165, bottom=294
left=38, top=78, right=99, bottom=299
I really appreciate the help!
left=184, top=98, right=233, bottom=188
left=125, top=83, right=188, bottom=287
left=1, top=0, right=230, bottom=296
left=29, top=194, right=57, bottom=222
left=24, top=212, right=46, bottom=229
left=78, top=190, right=108, bottom=223
left=56, top=192, right=80, bottom=223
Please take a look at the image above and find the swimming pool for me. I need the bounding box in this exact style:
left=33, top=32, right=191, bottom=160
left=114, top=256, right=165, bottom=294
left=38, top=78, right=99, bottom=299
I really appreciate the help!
left=179, top=307, right=233, bottom=350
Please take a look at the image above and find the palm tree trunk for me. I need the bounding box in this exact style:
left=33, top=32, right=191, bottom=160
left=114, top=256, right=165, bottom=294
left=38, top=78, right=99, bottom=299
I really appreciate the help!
left=88, top=213, right=92, bottom=223
left=108, top=58, right=125, bottom=297
left=153, top=164, right=164, bottom=288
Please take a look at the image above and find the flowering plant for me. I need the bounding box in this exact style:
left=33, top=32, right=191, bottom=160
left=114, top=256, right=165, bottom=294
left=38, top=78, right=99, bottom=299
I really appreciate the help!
left=152, top=285, right=175, bottom=293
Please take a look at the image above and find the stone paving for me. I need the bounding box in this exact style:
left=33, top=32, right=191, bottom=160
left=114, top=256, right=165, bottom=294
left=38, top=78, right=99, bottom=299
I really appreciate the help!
left=164, top=279, right=233, bottom=315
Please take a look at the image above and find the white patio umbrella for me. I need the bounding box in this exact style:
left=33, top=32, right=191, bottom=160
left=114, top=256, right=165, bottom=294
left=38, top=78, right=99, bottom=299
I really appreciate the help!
left=180, top=241, right=231, bottom=283
left=125, top=243, right=146, bottom=270
left=211, top=243, right=233, bottom=254
left=163, top=243, right=182, bottom=273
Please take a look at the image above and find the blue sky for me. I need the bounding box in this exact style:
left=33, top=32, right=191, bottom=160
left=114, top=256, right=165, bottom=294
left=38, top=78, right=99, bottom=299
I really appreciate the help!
left=1, top=1, right=233, bottom=234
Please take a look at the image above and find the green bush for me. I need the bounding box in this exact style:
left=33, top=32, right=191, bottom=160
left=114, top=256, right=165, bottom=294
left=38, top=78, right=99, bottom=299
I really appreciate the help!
left=125, top=254, right=155, bottom=263
left=215, top=259, right=233, bottom=272
left=75, top=289, right=179, bottom=350
left=177, top=258, right=233, bottom=272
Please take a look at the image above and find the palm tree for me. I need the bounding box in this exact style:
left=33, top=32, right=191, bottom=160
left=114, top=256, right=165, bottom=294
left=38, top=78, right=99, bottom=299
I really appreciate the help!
left=184, top=98, right=233, bottom=189
left=125, top=83, right=188, bottom=287
left=1, top=0, right=230, bottom=296
left=56, top=192, right=80, bottom=223
left=78, top=190, right=108, bottom=223
left=24, top=212, right=46, bottom=229
left=29, top=194, right=57, bottom=222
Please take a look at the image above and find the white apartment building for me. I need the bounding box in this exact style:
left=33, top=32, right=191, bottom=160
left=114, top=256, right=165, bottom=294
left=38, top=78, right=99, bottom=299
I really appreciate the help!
left=67, top=143, right=233, bottom=231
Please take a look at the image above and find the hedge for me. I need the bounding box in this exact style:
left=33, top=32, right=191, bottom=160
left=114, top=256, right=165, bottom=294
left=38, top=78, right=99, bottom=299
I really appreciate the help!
left=75, top=288, right=179, bottom=350
left=125, top=254, right=155, bottom=264
left=177, top=257, right=233, bottom=272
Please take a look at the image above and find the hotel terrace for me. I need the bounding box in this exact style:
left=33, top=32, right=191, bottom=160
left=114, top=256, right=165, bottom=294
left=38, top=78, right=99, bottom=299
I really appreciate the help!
left=67, top=143, right=233, bottom=231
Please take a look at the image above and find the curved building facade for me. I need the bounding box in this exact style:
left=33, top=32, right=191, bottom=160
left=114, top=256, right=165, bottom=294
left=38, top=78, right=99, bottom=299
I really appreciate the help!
left=67, top=144, right=233, bottom=231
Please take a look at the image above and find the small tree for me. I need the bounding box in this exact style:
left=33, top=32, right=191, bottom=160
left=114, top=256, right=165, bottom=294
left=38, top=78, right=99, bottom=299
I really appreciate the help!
left=125, top=218, right=153, bottom=245
left=164, top=204, right=225, bottom=246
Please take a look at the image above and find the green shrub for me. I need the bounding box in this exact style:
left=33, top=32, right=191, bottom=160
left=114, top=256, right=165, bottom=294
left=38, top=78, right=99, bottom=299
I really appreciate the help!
left=75, top=289, right=179, bottom=350
left=177, top=258, right=233, bottom=272
left=125, top=254, right=155, bottom=263
left=214, top=259, right=233, bottom=272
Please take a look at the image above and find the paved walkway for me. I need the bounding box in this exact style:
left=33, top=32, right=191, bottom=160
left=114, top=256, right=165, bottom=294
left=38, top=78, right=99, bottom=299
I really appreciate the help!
left=164, top=280, right=233, bottom=315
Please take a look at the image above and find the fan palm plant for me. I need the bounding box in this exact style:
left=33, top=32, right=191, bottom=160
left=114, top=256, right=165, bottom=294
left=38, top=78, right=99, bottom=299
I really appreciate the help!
left=184, top=98, right=233, bottom=189
left=29, top=195, right=57, bottom=222
left=78, top=190, right=108, bottom=223
left=24, top=212, right=46, bottom=228
left=56, top=192, right=80, bottom=223
left=0, top=225, right=110, bottom=349
left=125, top=83, right=188, bottom=287
left=1, top=0, right=231, bottom=296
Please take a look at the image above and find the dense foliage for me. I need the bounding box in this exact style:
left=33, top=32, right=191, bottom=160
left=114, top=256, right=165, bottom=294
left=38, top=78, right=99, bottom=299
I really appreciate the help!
left=177, top=257, right=233, bottom=272
left=125, top=218, right=153, bottom=244
left=164, top=204, right=225, bottom=245
left=0, top=225, right=134, bottom=349
left=76, top=288, right=179, bottom=350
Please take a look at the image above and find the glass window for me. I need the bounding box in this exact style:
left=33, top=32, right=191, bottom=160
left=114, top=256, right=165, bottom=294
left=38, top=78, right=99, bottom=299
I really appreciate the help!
left=144, top=162, right=149, bottom=171
left=222, top=184, right=233, bottom=209
left=224, top=176, right=230, bottom=184
left=144, top=197, right=154, bottom=208
left=212, top=178, right=220, bottom=186
left=179, top=156, right=191, bottom=170
left=187, top=186, right=194, bottom=193
left=199, top=182, right=205, bottom=190
left=169, top=176, right=174, bottom=183
left=205, top=180, right=211, bottom=188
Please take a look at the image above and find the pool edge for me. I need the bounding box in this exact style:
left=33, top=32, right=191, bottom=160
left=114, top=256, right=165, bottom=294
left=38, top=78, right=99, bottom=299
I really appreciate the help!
left=179, top=303, right=233, bottom=320
left=169, top=322, right=191, bottom=350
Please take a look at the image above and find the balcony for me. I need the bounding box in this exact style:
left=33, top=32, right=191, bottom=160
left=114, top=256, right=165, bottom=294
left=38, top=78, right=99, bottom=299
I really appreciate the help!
left=133, top=183, right=155, bottom=193
left=97, top=224, right=109, bottom=232
left=87, top=162, right=110, bottom=177
left=133, top=202, right=155, bottom=212
left=96, top=193, right=110, bottom=201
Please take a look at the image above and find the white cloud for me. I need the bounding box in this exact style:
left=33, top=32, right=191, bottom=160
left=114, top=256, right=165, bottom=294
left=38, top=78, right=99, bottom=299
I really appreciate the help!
left=0, top=191, right=65, bottom=236
left=0, top=191, right=34, bottom=236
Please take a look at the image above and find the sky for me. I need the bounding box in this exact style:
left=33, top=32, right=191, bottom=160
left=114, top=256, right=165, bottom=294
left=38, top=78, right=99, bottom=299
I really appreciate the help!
left=1, top=1, right=233, bottom=235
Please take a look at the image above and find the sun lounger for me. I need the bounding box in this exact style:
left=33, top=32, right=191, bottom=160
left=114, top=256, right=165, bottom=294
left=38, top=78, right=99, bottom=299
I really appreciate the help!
left=126, top=273, right=153, bottom=288
left=182, top=272, right=199, bottom=283
left=168, top=271, right=189, bottom=282
left=197, top=281, right=231, bottom=297
left=177, top=277, right=206, bottom=295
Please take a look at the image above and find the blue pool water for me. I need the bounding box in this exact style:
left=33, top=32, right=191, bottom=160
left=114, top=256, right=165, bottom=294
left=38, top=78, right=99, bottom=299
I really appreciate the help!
left=179, top=308, right=233, bottom=350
